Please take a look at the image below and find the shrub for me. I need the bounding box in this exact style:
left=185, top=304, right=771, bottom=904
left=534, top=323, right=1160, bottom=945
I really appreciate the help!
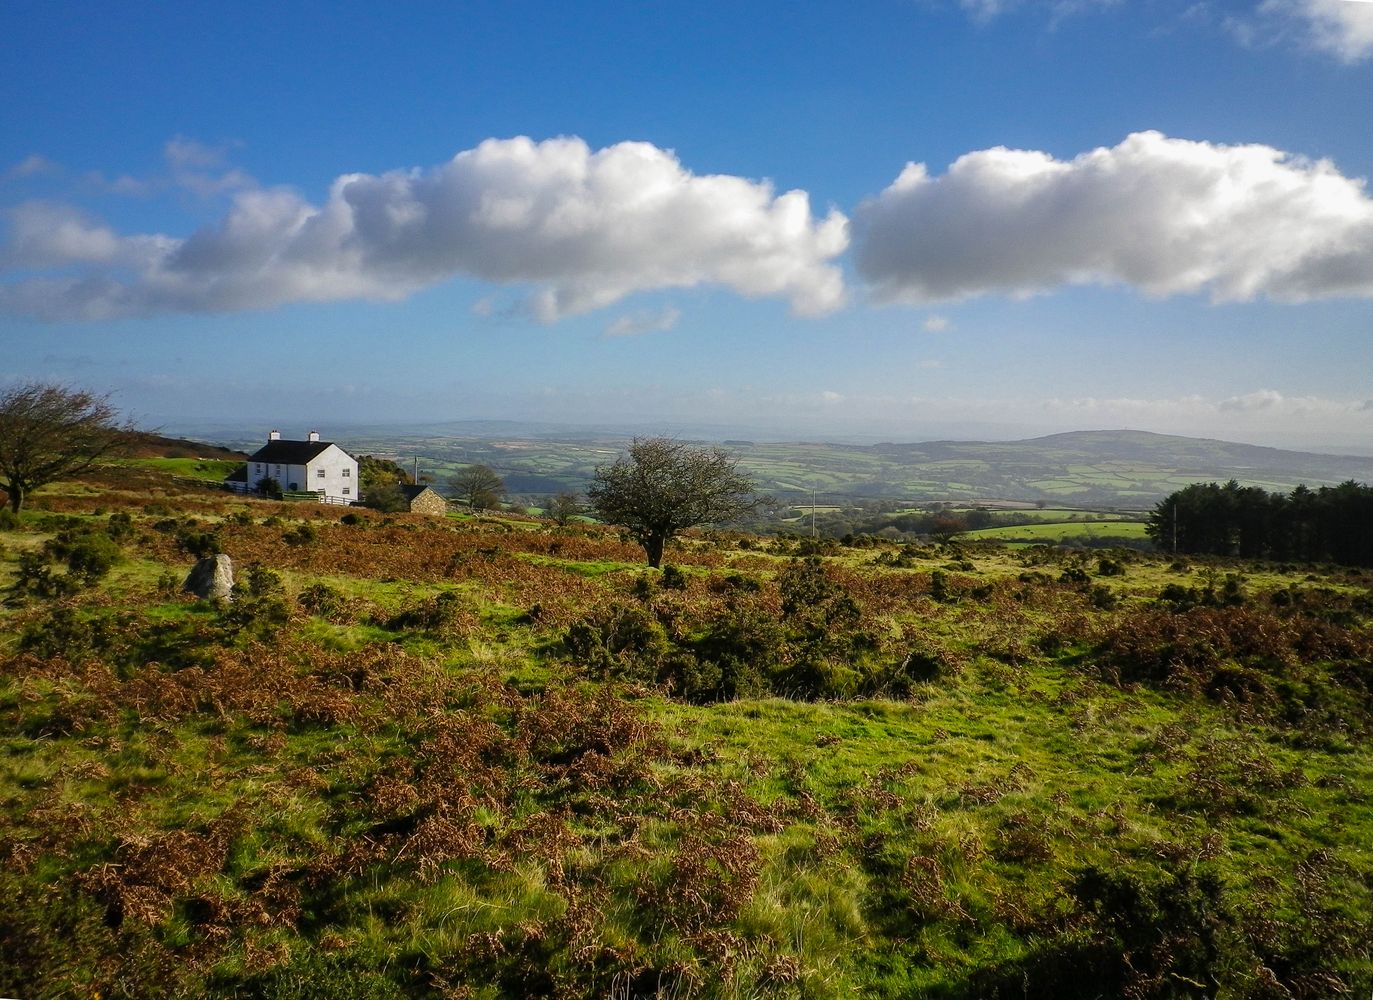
left=176, top=529, right=221, bottom=558
left=238, top=564, right=284, bottom=599
left=0, top=507, right=20, bottom=531
left=297, top=582, right=347, bottom=619
left=1060, top=566, right=1090, bottom=586
left=283, top=523, right=318, bottom=547
left=688, top=604, right=787, bottom=702
left=660, top=564, right=688, bottom=590
left=46, top=528, right=121, bottom=586
left=9, top=550, right=79, bottom=601
left=563, top=602, right=669, bottom=682
left=385, top=590, right=473, bottom=637
left=19, top=605, right=120, bottom=662
left=219, top=595, right=292, bottom=637
left=9, top=527, right=122, bottom=601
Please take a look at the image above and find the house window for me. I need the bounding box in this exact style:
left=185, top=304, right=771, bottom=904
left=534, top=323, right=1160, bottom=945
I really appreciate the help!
left=317, top=469, right=325, bottom=478
left=342, top=468, right=351, bottom=477
left=342, top=487, right=351, bottom=496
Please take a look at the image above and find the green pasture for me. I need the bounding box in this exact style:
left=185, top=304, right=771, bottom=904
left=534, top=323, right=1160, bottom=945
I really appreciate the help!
left=965, top=520, right=1150, bottom=542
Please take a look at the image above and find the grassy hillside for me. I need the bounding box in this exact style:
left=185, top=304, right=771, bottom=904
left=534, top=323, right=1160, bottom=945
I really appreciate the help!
left=1, top=462, right=1370, bottom=997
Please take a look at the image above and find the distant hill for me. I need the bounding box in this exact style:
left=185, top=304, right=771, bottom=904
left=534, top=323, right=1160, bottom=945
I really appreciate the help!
left=849, top=429, right=1373, bottom=506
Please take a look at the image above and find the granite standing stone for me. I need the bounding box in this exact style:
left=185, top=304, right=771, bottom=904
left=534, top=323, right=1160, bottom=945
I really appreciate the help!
left=183, top=553, right=235, bottom=601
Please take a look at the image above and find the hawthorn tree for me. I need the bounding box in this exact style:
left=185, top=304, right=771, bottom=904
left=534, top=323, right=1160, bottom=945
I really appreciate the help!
left=0, top=383, right=128, bottom=514
left=449, top=464, right=505, bottom=511
left=587, top=437, right=770, bottom=568
left=547, top=491, right=583, bottom=526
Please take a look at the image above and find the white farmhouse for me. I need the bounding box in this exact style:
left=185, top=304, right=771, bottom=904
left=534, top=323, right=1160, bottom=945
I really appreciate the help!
left=244, top=431, right=359, bottom=503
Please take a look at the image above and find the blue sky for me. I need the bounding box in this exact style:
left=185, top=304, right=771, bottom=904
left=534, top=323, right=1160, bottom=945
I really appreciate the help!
left=2, top=0, right=1372, bottom=449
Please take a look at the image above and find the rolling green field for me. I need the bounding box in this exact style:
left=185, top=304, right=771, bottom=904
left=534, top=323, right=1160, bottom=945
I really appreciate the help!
left=252, top=427, right=1373, bottom=510
left=1, top=460, right=1370, bottom=997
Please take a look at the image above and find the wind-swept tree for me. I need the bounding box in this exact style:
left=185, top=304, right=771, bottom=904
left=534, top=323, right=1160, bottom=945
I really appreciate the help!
left=0, top=383, right=128, bottom=514
left=588, top=437, right=770, bottom=567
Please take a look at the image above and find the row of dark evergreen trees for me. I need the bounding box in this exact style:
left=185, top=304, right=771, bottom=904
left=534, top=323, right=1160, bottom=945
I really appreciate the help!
left=1146, top=480, right=1373, bottom=566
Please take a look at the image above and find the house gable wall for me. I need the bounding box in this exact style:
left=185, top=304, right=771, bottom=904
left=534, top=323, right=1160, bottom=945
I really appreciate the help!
left=305, top=444, right=358, bottom=502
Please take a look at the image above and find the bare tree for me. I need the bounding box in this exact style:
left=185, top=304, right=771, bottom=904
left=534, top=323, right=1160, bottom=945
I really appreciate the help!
left=0, top=383, right=128, bottom=514
left=587, top=437, right=769, bottom=567
left=448, top=464, right=505, bottom=511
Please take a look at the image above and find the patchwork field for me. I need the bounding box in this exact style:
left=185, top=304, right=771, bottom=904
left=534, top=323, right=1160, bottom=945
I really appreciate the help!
left=242, top=427, right=1373, bottom=511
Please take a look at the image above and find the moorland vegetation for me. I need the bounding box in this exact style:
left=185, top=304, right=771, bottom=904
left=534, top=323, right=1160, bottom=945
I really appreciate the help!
left=0, top=456, right=1370, bottom=998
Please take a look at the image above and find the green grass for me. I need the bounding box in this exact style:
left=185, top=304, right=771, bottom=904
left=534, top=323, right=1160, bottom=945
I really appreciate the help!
left=965, top=520, right=1149, bottom=541
left=120, top=457, right=241, bottom=481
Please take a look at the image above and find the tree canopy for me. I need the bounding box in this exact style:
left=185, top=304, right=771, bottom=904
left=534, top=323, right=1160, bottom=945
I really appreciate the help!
left=449, top=464, right=505, bottom=511
left=1147, top=479, right=1373, bottom=566
left=547, top=491, right=583, bottom=526
left=587, top=437, right=770, bottom=567
left=0, top=383, right=128, bottom=514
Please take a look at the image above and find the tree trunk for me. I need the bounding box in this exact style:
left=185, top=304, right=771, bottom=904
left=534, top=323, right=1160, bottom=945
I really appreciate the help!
left=6, top=483, right=22, bottom=514
left=644, top=533, right=665, bottom=569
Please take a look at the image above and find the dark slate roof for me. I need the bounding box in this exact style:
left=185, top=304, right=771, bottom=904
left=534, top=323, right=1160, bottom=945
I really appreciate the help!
left=247, top=440, right=337, bottom=464
left=400, top=484, right=441, bottom=501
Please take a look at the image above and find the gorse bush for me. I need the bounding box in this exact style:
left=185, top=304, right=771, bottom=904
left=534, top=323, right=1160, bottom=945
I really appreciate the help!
left=7, top=526, right=123, bottom=601
left=563, top=600, right=670, bottom=682
left=282, top=522, right=318, bottom=547
left=385, top=590, right=474, bottom=637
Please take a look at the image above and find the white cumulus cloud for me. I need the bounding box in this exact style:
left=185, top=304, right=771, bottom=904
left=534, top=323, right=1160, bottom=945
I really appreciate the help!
left=0, top=136, right=849, bottom=323
left=1255, top=0, right=1373, bottom=61
left=854, top=130, right=1373, bottom=305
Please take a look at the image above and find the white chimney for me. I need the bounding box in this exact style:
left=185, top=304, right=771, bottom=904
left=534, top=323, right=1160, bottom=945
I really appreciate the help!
left=308, top=430, right=320, bottom=442
left=269, top=430, right=281, bottom=441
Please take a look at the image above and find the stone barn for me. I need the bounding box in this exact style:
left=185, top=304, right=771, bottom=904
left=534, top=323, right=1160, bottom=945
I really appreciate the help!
left=399, top=484, right=449, bottom=516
